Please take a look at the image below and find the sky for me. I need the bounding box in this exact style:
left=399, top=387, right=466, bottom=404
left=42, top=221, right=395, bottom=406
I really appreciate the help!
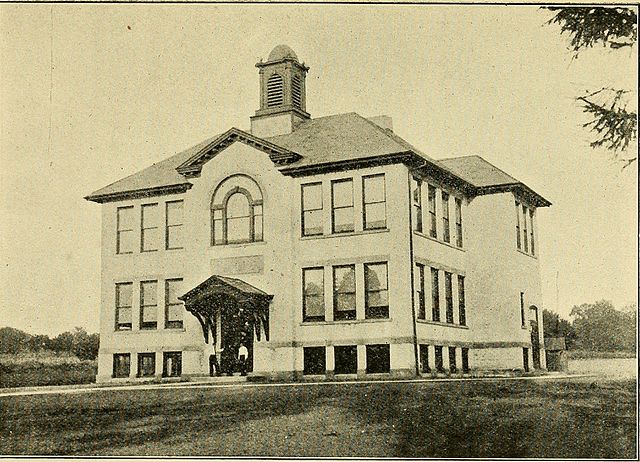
left=0, top=5, right=637, bottom=335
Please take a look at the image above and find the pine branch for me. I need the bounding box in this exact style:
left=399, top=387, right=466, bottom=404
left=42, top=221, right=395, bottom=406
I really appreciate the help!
left=576, top=90, right=637, bottom=154
left=545, top=7, right=638, bottom=56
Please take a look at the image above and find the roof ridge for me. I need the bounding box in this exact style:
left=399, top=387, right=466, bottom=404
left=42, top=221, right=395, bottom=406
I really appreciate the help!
left=438, top=154, right=482, bottom=161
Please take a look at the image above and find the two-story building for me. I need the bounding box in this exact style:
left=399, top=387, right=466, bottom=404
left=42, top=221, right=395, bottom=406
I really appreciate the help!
left=86, top=45, right=550, bottom=383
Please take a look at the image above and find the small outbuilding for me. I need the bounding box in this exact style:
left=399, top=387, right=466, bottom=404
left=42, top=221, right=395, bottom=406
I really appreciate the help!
left=545, top=337, right=568, bottom=372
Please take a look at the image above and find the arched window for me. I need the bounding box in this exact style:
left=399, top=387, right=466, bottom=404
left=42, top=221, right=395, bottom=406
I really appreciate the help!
left=212, top=175, right=263, bottom=245
left=267, top=73, right=284, bottom=108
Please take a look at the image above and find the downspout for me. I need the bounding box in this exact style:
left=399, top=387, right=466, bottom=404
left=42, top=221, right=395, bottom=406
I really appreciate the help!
left=407, top=170, right=420, bottom=376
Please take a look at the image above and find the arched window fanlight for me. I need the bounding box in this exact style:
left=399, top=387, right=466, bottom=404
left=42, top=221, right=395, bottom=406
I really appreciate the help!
left=212, top=175, right=263, bottom=245
left=267, top=73, right=284, bottom=108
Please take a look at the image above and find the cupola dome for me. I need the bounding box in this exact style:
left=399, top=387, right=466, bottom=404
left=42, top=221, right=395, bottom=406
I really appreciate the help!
left=267, top=44, right=299, bottom=62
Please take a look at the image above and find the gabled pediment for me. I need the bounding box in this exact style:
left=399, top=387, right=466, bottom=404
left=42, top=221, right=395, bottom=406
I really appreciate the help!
left=176, top=127, right=302, bottom=178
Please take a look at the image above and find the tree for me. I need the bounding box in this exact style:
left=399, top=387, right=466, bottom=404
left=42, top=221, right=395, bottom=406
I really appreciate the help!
left=570, top=300, right=635, bottom=351
left=545, top=7, right=638, bottom=168
left=70, top=327, right=100, bottom=360
left=0, top=327, right=32, bottom=354
left=542, top=309, right=577, bottom=349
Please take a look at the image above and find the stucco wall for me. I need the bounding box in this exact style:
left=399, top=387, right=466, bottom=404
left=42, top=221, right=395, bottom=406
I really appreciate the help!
left=96, top=141, right=548, bottom=381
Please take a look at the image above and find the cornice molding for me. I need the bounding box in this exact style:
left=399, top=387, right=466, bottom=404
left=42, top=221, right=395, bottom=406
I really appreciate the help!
left=176, top=127, right=302, bottom=179
left=84, top=183, right=192, bottom=204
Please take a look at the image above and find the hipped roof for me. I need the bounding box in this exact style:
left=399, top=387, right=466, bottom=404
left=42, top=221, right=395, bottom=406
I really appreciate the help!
left=85, top=112, right=550, bottom=207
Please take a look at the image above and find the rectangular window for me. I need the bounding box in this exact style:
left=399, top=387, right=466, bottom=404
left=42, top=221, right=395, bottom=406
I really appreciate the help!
left=301, top=182, right=323, bottom=236
left=515, top=201, right=521, bottom=249
left=303, top=347, right=326, bottom=375
left=428, top=185, right=437, bottom=238
left=455, top=197, right=463, bottom=248
left=137, top=352, right=156, bottom=377
left=412, top=177, right=423, bottom=232
left=522, top=205, right=529, bottom=253
left=416, top=263, right=425, bottom=320
left=523, top=347, right=530, bottom=372
left=442, top=191, right=450, bottom=243
left=431, top=268, right=440, bottom=322
left=449, top=347, right=457, bottom=373
left=303, top=268, right=325, bottom=322
left=333, top=265, right=356, bottom=321
left=445, top=272, right=453, bottom=324
left=115, top=283, right=132, bottom=331
left=334, top=345, right=357, bottom=374
left=116, top=206, right=135, bottom=254
left=363, top=174, right=386, bottom=230
left=165, top=279, right=184, bottom=329
left=365, top=262, right=389, bottom=319
left=461, top=347, right=470, bottom=373
left=141, top=203, right=159, bottom=252
left=366, top=344, right=390, bottom=374
left=331, top=179, right=354, bottom=233
left=112, top=353, right=130, bottom=378
left=139, top=281, right=158, bottom=330
left=419, top=344, right=430, bottom=373
left=166, top=201, right=184, bottom=250
left=458, top=275, right=466, bottom=326
left=434, top=345, right=444, bottom=372
left=520, top=292, right=526, bottom=327
left=529, top=209, right=535, bottom=255
left=163, top=351, right=182, bottom=377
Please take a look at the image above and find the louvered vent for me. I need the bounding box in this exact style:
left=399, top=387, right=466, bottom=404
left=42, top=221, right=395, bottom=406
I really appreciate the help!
left=292, top=74, right=302, bottom=108
left=267, top=74, right=284, bottom=108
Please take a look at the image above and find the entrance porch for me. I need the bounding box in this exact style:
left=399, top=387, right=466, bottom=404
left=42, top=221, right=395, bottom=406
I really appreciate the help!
left=179, top=275, right=272, bottom=377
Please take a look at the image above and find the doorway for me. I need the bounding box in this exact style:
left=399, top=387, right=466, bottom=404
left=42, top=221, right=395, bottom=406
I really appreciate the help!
left=529, top=306, right=541, bottom=369
left=220, top=303, right=254, bottom=374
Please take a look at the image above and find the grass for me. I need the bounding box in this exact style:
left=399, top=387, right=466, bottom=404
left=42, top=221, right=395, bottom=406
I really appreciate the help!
left=566, top=349, right=637, bottom=360
left=0, top=352, right=97, bottom=388
left=0, top=377, right=636, bottom=457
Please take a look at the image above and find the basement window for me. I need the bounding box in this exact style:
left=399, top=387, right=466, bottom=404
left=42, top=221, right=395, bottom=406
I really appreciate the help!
left=434, top=346, right=444, bottom=373
left=334, top=345, right=357, bottom=374
left=163, top=351, right=182, bottom=377
left=366, top=344, right=390, bottom=374
left=303, top=347, right=326, bottom=375
left=112, top=353, right=130, bottom=378
left=137, top=353, right=156, bottom=377
left=419, top=344, right=430, bottom=373
left=462, top=348, right=470, bottom=373
left=448, top=347, right=457, bottom=373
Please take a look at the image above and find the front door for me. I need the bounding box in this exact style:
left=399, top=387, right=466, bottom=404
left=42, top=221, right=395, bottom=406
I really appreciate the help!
left=529, top=307, right=541, bottom=369
left=220, top=305, right=254, bottom=374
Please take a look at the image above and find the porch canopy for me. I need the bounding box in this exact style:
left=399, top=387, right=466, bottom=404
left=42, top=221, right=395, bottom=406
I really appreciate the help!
left=178, top=275, right=273, bottom=344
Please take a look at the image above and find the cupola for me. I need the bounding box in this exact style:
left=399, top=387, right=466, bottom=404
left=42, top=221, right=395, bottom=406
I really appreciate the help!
left=250, top=45, right=310, bottom=137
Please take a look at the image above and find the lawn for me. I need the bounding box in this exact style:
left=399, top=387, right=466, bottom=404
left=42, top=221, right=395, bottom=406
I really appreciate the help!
left=0, top=352, right=97, bottom=388
left=0, top=377, right=636, bottom=458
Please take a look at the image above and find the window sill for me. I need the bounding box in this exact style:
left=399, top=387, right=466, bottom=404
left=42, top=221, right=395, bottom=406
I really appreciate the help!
left=300, top=318, right=392, bottom=326
left=212, top=240, right=266, bottom=249
left=113, top=327, right=186, bottom=334
left=516, top=249, right=537, bottom=259
left=413, top=231, right=465, bottom=252
left=416, top=319, right=469, bottom=329
left=301, top=228, right=389, bottom=241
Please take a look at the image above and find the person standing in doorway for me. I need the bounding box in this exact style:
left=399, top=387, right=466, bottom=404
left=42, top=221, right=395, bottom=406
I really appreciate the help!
left=208, top=341, right=220, bottom=377
left=237, top=343, right=249, bottom=376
